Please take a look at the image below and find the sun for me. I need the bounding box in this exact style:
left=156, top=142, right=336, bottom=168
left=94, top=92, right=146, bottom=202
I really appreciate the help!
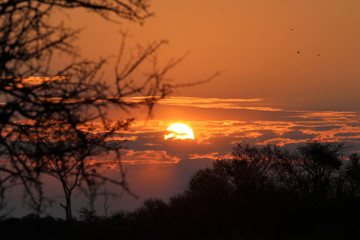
left=164, top=123, right=195, bottom=140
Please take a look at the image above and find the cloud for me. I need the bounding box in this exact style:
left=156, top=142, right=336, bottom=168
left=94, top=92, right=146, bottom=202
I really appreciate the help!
left=120, top=149, right=180, bottom=164
left=70, top=97, right=360, bottom=166
left=116, top=113, right=360, bottom=164
left=189, top=152, right=232, bottom=160
left=126, top=96, right=283, bottom=112
left=189, top=152, right=219, bottom=160
left=159, top=97, right=282, bottom=111
left=289, top=111, right=358, bottom=122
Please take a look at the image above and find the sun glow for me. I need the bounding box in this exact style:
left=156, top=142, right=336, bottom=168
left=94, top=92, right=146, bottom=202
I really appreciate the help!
left=164, top=123, right=195, bottom=140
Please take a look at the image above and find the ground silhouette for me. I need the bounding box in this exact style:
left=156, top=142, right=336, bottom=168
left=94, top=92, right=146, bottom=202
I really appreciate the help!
left=1, top=140, right=360, bottom=239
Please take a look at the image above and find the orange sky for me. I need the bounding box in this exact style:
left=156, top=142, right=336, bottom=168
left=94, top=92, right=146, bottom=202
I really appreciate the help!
left=55, top=0, right=360, bottom=111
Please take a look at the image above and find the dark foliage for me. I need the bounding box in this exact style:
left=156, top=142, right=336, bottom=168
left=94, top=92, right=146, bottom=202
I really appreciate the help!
left=2, top=140, right=360, bottom=239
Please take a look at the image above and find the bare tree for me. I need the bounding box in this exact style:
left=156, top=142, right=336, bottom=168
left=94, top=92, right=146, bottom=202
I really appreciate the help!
left=33, top=120, right=132, bottom=221
left=0, top=0, right=178, bottom=219
left=0, top=0, right=152, bottom=76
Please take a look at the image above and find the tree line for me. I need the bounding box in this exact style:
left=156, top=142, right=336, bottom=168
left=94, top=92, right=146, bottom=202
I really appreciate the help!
left=119, top=140, right=360, bottom=239
left=2, top=140, right=360, bottom=239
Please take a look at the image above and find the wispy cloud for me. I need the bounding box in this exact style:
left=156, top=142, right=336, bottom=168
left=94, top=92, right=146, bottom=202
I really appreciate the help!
left=159, top=97, right=283, bottom=111
left=120, top=113, right=360, bottom=163
left=126, top=96, right=283, bottom=112
left=12, top=96, right=357, bottom=165
left=121, top=149, right=180, bottom=164
left=290, top=111, right=358, bottom=122
left=189, top=152, right=232, bottom=160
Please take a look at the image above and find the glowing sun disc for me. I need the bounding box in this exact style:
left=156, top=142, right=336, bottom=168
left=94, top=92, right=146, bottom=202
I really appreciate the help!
left=164, top=123, right=195, bottom=140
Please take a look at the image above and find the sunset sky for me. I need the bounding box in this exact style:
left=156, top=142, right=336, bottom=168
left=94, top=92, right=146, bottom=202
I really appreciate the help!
left=26, top=0, right=360, bottom=216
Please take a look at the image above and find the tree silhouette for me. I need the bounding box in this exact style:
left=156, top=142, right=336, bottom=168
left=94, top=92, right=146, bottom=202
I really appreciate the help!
left=0, top=0, right=152, bottom=77
left=274, top=140, right=346, bottom=198
left=231, top=143, right=283, bottom=191
left=36, top=121, right=133, bottom=221
left=0, top=0, right=176, bottom=218
left=297, top=140, right=344, bottom=197
left=344, top=153, right=360, bottom=197
left=159, top=141, right=357, bottom=237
